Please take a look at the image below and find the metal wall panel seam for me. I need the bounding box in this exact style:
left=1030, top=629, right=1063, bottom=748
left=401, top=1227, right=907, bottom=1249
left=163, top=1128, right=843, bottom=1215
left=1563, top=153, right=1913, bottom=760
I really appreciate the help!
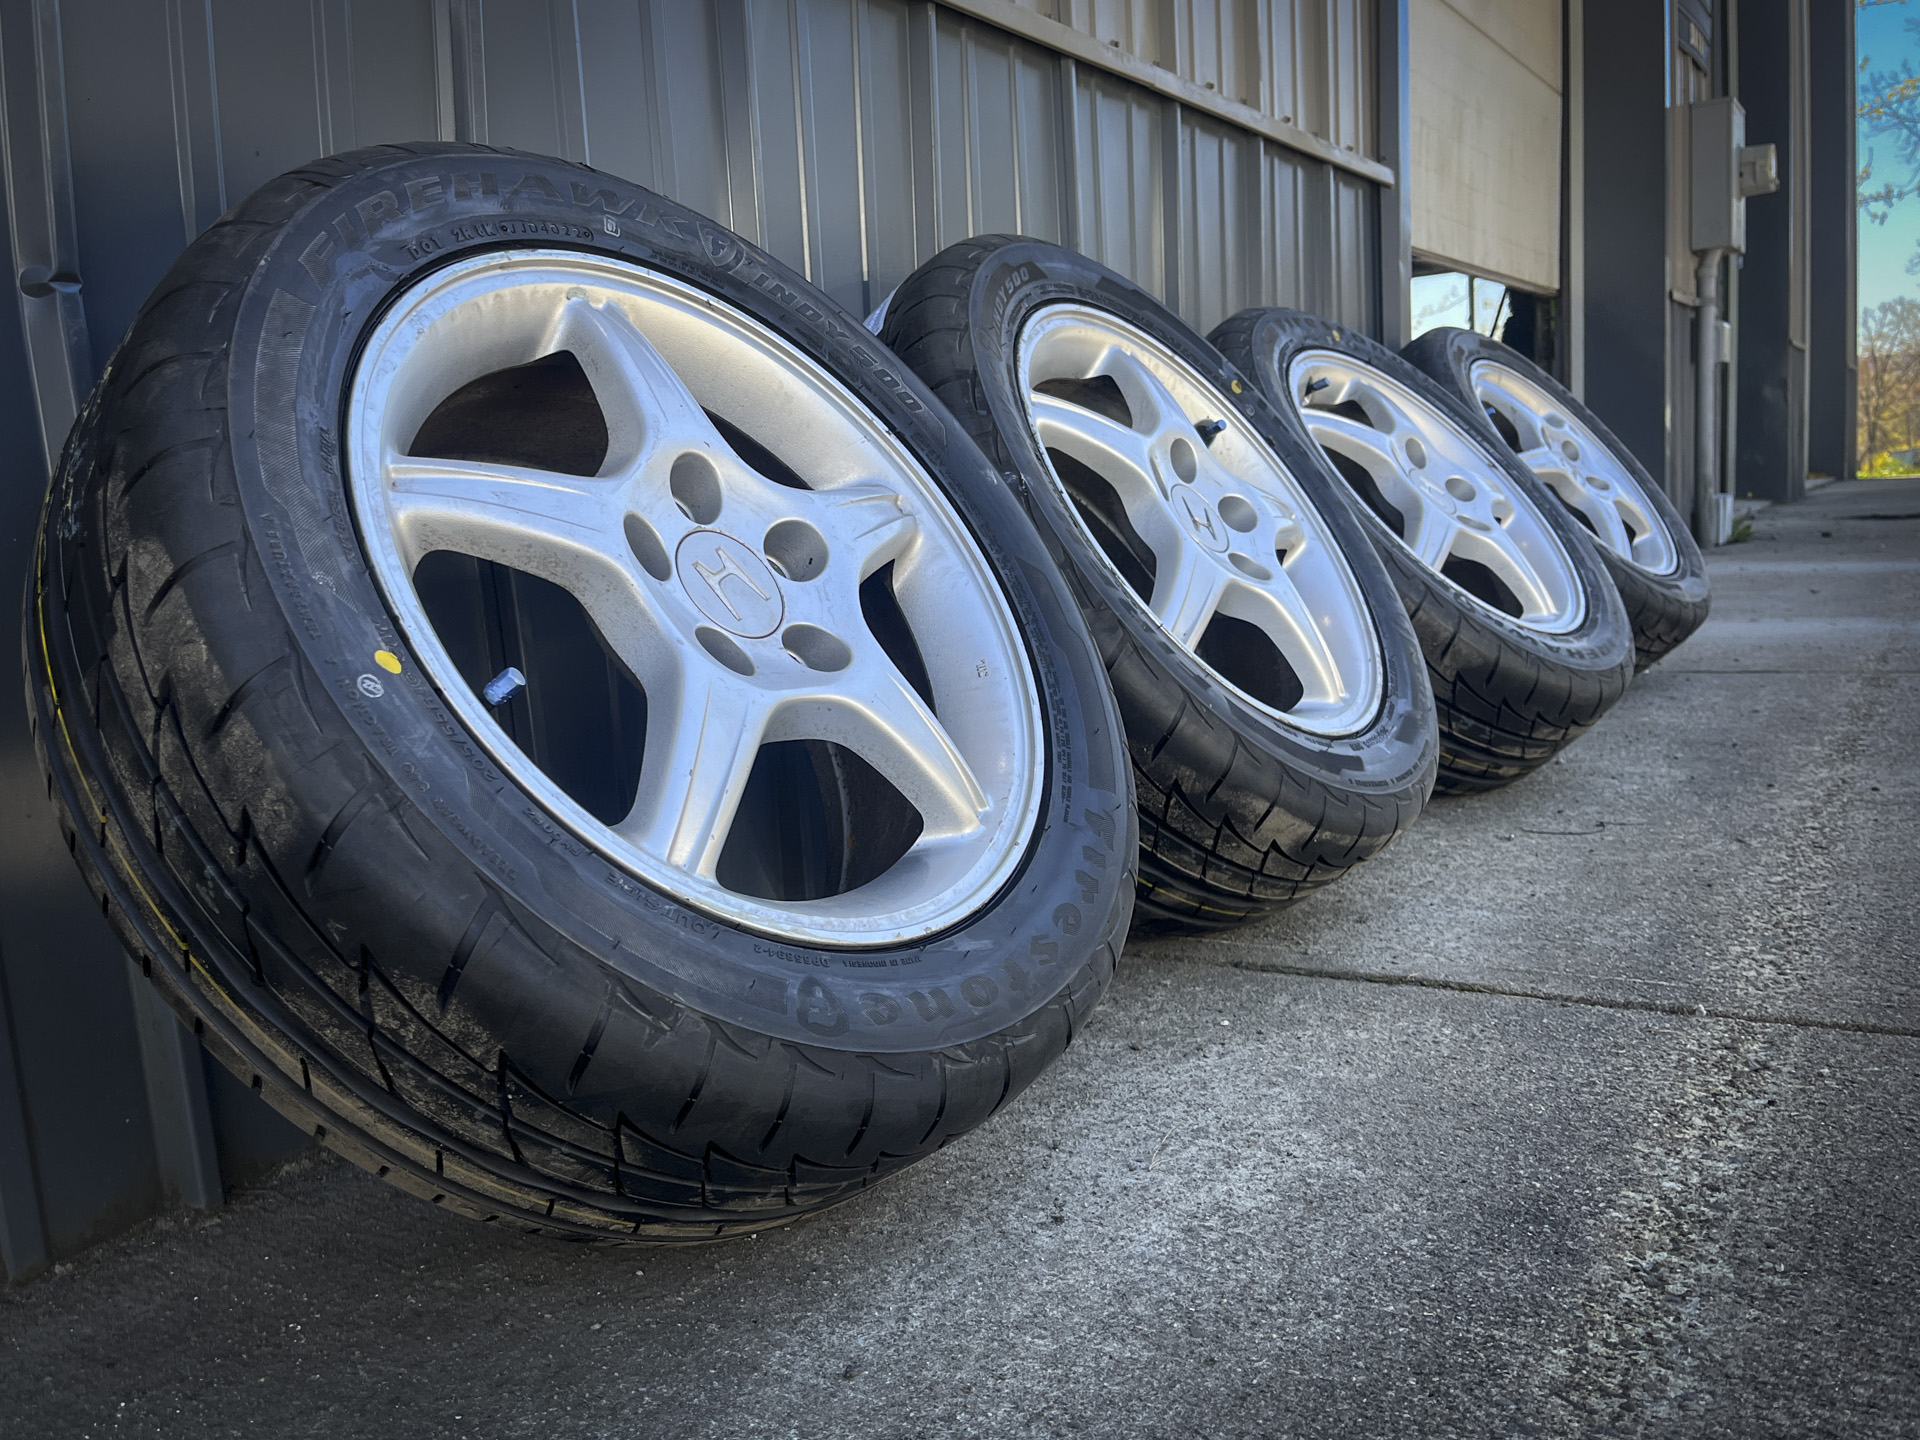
left=1307, top=156, right=1335, bottom=321
left=125, top=964, right=222, bottom=1210
left=431, top=0, right=457, bottom=141
left=1252, top=0, right=1273, bottom=122
left=1160, top=93, right=1182, bottom=314
left=1375, top=0, right=1409, bottom=345
left=935, top=0, right=1393, bottom=184
left=0, top=949, right=49, bottom=1285
left=551, top=0, right=589, bottom=164
left=954, top=19, right=977, bottom=239
left=448, top=0, right=487, bottom=143
left=714, top=0, right=765, bottom=243
left=1055, top=52, right=1080, bottom=252
left=786, top=0, right=817, bottom=283
left=907, top=2, right=941, bottom=259
left=311, top=0, right=355, bottom=159
left=0, top=0, right=92, bottom=471
left=636, top=0, right=669, bottom=195
left=1156, top=0, right=1186, bottom=91
left=164, top=0, right=225, bottom=243
left=1256, top=131, right=1274, bottom=305
left=847, top=0, right=876, bottom=307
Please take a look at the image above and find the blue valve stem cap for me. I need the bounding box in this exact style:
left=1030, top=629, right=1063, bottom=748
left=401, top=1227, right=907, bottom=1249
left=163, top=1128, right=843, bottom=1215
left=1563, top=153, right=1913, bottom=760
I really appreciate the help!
left=483, top=666, right=527, bottom=707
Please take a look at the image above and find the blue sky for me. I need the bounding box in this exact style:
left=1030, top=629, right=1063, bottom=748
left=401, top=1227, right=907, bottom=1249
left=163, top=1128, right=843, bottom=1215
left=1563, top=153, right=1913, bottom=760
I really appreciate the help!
left=1860, top=3, right=1920, bottom=312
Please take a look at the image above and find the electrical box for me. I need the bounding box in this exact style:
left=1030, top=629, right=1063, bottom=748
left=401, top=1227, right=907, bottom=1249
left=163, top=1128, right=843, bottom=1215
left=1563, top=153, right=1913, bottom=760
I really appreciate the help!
left=1689, top=97, right=1777, bottom=254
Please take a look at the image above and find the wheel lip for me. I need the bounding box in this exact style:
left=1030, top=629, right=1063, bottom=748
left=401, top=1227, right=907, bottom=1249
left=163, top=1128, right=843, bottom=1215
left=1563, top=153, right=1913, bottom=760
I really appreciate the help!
left=1466, top=356, right=1683, bottom=578
left=1015, top=302, right=1388, bottom=740
left=344, top=247, right=1047, bottom=949
left=1286, top=347, right=1590, bottom=638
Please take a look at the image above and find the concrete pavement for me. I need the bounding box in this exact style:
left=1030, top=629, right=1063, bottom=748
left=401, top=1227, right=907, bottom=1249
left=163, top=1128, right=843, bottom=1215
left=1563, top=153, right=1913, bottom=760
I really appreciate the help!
left=2, top=479, right=1915, bottom=1439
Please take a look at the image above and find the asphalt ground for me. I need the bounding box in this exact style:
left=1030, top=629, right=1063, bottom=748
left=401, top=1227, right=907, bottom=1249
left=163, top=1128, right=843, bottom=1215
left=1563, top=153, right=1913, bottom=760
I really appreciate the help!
left=3, top=478, right=1916, bottom=1439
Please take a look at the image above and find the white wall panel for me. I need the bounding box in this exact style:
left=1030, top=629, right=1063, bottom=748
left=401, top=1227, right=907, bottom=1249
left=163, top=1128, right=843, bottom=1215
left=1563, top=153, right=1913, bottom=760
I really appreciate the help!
left=1408, top=0, right=1561, bottom=290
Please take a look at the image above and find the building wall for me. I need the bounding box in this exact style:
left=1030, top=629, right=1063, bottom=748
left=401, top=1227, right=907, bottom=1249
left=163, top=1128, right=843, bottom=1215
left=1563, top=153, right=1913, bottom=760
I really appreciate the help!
left=1579, top=0, right=1672, bottom=486
left=1734, top=0, right=1813, bottom=502
left=0, top=0, right=1386, bottom=1283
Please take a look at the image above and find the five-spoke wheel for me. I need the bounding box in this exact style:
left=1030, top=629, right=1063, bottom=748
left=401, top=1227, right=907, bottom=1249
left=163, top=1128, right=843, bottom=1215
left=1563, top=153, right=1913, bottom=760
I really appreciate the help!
left=1019, top=307, right=1383, bottom=735
left=1289, top=350, right=1585, bottom=635
left=1469, top=359, right=1678, bottom=575
left=348, top=250, right=1043, bottom=946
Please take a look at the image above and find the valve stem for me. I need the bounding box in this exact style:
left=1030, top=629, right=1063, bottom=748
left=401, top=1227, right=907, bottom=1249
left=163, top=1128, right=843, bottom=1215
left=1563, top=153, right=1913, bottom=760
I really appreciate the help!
left=483, top=666, right=527, bottom=707
left=1196, top=417, right=1227, bottom=446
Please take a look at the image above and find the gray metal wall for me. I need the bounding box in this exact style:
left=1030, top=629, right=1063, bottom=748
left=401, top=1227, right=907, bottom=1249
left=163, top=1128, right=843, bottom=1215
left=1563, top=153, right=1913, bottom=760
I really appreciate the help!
left=0, top=0, right=1385, bottom=1283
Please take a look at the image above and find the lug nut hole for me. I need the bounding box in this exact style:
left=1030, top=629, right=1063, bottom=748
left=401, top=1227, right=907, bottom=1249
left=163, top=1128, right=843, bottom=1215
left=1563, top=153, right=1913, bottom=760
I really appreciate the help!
left=782, top=624, right=852, bottom=673
left=1560, top=439, right=1582, bottom=463
left=764, top=519, right=829, bottom=581
left=1404, top=436, right=1428, bottom=470
left=624, top=514, right=671, bottom=581
left=1217, top=494, right=1258, bottom=533
left=696, top=626, right=755, bottom=676
left=671, top=453, right=723, bottom=525
left=1228, top=552, right=1273, bottom=582
left=1444, top=476, right=1477, bottom=503
left=1168, top=437, right=1198, bottom=484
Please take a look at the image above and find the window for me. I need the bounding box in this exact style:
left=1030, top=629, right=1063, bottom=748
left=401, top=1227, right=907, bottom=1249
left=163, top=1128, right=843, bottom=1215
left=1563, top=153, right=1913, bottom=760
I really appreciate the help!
left=1411, top=270, right=1510, bottom=341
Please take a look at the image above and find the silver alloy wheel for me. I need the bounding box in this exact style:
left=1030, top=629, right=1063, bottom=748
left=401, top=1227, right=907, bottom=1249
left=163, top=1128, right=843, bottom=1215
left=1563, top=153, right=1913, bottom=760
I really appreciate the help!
left=1289, top=351, right=1587, bottom=635
left=1468, top=359, right=1681, bottom=575
left=346, top=250, right=1044, bottom=947
left=1017, top=307, right=1385, bottom=737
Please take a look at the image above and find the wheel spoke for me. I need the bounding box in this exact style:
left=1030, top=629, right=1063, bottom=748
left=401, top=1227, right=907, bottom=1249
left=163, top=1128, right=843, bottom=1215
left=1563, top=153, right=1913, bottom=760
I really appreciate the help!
left=1099, top=348, right=1192, bottom=442
left=1475, top=381, right=1548, bottom=453
left=385, top=456, right=622, bottom=576
left=1516, top=445, right=1636, bottom=561
left=1150, top=540, right=1231, bottom=647
left=1405, top=499, right=1459, bottom=569
left=774, top=663, right=990, bottom=842
left=1612, top=490, right=1661, bottom=558
left=1513, top=445, right=1576, bottom=486
left=555, top=296, right=728, bottom=474
left=617, top=667, right=770, bottom=878
left=1456, top=521, right=1559, bottom=620
left=1588, top=493, right=1637, bottom=559
left=1028, top=392, right=1163, bottom=509
left=1299, top=407, right=1405, bottom=480
left=1217, top=571, right=1344, bottom=704
left=811, top=480, right=920, bottom=579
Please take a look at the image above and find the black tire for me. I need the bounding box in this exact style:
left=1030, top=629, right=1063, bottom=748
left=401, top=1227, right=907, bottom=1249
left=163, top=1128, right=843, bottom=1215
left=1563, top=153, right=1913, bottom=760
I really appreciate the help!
left=1401, top=327, right=1709, bottom=670
left=880, top=237, right=1437, bottom=934
left=1211, top=308, right=1636, bottom=794
left=26, top=145, right=1134, bottom=1242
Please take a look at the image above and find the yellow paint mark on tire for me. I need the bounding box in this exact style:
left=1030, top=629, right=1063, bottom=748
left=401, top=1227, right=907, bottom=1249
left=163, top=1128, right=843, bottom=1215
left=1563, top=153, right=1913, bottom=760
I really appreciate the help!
left=374, top=650, right=403, bottom=674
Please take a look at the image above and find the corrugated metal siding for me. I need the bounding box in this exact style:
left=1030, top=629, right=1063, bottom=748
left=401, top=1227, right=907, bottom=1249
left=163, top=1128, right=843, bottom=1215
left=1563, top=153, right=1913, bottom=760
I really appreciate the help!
left=1019, top=0, right=1373, bottom=159
left=0, top=0, right=1384, bottom=1281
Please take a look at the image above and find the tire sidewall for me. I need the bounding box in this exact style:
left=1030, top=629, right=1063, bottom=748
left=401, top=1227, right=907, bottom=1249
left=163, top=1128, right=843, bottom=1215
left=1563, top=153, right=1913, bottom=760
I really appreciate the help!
left=1225, top=308, right=1637, bottom=679
left=921, top=237, right=1437, bottom=799
left=218, top=146, right=1131, bottom=1054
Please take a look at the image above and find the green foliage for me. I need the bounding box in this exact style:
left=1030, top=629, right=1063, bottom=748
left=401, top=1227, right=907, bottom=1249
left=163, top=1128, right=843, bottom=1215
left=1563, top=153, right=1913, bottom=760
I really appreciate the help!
left=1858, top=297, right=1920, bottom=467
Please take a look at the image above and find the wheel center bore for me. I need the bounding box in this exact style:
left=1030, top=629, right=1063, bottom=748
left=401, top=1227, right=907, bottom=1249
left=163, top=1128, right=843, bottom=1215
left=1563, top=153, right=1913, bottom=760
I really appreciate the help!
left=1173, top=485, right=1230, bottom=552
left=675, top=529, right=785, bottom=638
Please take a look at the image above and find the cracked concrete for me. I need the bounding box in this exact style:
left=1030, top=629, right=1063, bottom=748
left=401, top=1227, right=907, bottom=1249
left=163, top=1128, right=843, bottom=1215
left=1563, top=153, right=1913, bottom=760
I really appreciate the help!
left=1, top=479, right=1915, bottom=1438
